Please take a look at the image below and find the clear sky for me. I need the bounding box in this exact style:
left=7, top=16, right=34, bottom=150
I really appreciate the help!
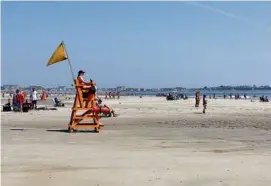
left=2, top=1, right=271, bottom=88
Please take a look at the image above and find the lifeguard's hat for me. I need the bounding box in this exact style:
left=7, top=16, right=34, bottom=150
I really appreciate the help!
left=78, top=70, right=85, bottom=74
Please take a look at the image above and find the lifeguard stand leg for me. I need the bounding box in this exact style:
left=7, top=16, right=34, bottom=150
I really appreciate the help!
left=68, top=80, right=103, bottom=133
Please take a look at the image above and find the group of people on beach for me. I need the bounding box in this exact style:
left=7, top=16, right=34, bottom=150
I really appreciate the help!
left=260, top=96, right=269, bottom=102
left=104, top=91, right=120, bottom=99
left=11, top=90, right=26, bottom=112
left=4, top=70, right=269, bottom=117
left=4, top=88, right=45, bottom=112
left=195, top=91, right=207, bottom=114
left=223, top=93, right=247, bottom=99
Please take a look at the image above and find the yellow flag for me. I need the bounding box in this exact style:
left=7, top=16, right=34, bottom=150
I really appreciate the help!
left=47, top=42, right=68, bottom=66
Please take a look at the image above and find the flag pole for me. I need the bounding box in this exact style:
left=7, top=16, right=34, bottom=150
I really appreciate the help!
left=62, top=41, right=75, bottom=81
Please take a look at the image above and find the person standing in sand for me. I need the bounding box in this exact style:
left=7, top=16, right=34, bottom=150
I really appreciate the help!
left=12, top=91, right=18, bottom=111
left=31, top=88, right=38, bottom=109
left=16, top=90, right=24, bottom=112
left=195, top=90, right=200, bottom=107
left=203, top=95, right=207, bottom=114
left=105, top=92, right=108, bottom=99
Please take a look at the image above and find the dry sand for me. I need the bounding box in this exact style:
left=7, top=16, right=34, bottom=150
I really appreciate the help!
left=1, top=96, right=271, bottom=186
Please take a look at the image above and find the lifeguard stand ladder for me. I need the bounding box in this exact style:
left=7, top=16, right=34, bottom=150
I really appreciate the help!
left=68, top=79, right=103, bottom=133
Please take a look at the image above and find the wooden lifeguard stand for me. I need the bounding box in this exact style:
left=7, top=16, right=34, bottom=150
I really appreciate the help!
left=68, top=79, right=103, bottom=133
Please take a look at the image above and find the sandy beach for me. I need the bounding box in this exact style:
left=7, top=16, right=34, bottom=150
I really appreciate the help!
left=1, top=96, right=271, bottom=186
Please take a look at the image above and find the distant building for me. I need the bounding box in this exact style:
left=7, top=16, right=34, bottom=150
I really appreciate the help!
left=57, top=86, right=66, bottom=91
left=151, top=88, right=160, bottom=91
left=116, top=86, right=127, bottom=91
left=126, top=88, right=135, bottom=92
left=161, top=88, right=172, bottom=91
left=47, top=88, right=58, bottom=92
left=138, top=88, right=146, bottom=91
left=2, top=84, right=20, bottom=92
left=66, top=88, right=75, bottom=92
left=25, top=85, right=45, bottom=92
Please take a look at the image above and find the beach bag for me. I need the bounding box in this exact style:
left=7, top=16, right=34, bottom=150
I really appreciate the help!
left=3, top=105, right=12, bottom=112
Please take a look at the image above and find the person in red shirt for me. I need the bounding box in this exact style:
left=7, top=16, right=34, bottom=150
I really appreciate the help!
left=77, top=70, right=97, bottom=107
left=16, top=91, right=24, bottom=112
left=77, top=70, right=91, bottom=86
left=77, top=70, right=96, bottom=94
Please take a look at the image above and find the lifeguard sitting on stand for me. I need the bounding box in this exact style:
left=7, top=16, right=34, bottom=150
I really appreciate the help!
left=77, top=70, right=91, bottom=86
left=68, top=70, right=103, bottom=132
left=76, top=70, right=97, bottom=107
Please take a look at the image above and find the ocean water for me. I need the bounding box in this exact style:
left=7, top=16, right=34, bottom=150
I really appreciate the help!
left=117, top=90, right=271, bottom=97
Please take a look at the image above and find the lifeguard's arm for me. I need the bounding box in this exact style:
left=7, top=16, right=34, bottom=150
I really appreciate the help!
left=77, top=76, right=91, bottom=86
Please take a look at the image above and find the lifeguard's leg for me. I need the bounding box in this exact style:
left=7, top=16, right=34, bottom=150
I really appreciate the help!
left=86, top=94, right=95, bottom=108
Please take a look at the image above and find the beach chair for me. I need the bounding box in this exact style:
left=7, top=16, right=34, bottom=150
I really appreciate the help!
left=52, top=97, right=65, bottom=107
left=68, top=79, right=103, bottom=133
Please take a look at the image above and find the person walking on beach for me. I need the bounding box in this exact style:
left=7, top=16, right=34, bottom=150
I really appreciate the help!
left=203, top=95, right=207, bottom=114
left=12, top=91, right=17, bottom=111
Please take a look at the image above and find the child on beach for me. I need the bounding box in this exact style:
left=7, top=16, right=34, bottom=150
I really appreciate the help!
left=203, top=95, right=207, bottom=114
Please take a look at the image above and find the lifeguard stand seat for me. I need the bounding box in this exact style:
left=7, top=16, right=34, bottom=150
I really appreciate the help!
left=68, top=79, right=103, bottom=133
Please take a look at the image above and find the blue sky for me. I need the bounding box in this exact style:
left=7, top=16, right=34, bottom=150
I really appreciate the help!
left=2, top=1, right=271, bottom=88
